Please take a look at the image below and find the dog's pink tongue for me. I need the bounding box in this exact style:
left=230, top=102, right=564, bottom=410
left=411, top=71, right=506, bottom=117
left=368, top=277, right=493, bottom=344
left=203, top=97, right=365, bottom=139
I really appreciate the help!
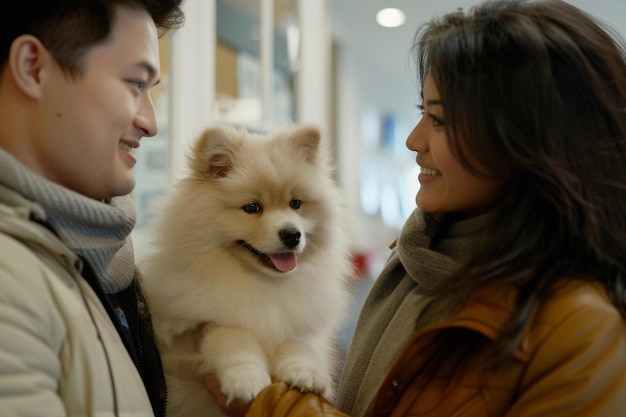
left=269, top=253, right=297, bottom=272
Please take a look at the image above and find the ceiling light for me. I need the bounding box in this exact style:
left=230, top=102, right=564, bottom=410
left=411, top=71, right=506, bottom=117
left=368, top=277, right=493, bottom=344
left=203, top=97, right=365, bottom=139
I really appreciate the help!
left=376, top=8, right=406, bottom=28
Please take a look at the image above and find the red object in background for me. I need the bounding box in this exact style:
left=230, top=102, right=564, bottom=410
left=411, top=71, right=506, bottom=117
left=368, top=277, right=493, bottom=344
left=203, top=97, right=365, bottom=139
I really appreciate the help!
left=351, top=252, right=370, bottom=280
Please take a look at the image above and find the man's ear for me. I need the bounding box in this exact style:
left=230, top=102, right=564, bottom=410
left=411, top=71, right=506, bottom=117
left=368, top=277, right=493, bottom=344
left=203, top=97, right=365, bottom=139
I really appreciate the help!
left=8, top=34, right=51, bottom=100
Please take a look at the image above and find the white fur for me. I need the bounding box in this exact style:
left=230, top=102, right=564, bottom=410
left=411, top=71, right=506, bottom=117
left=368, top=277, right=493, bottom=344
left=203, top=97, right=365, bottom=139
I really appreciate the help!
left=139, top=125, right=352, bottom=417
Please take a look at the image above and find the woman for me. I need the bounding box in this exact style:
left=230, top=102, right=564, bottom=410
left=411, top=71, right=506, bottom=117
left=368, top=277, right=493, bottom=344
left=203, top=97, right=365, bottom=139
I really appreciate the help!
left=217, top=0, right=626, bottom=415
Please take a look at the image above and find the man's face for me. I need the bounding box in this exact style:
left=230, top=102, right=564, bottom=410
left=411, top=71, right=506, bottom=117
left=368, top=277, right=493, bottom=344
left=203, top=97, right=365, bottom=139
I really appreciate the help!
left=33, top=5, right=160, bottom=200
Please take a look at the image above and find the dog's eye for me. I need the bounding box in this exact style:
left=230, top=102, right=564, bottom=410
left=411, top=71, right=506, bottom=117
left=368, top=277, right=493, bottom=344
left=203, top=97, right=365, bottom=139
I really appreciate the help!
left=242, top=202, right=262, bottom=214
left=290, top=199, right=301, bottom=209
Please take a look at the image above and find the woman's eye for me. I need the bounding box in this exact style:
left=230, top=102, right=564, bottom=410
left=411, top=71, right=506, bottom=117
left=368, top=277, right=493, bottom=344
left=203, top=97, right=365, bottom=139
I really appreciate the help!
left=242, top=202, right=262, bottom=214
left=430, top=114, right=444, bottom=126
left=290, top=199, right=301, bottom=209
left=418, top=104, right=444, bottom=126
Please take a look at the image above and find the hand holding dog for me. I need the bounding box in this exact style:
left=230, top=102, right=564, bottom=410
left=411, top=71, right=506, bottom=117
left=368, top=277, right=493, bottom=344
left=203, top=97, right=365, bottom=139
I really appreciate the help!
left=246, top=382, right=348, bottom=417
left=205, top=373, right=250, bottom=417
left=205, top=377, right=348, bottom=417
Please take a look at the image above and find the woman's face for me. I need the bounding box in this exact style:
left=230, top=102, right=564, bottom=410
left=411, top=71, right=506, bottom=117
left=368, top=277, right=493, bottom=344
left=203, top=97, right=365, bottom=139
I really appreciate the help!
left=406, top=71, right=507, bottom=216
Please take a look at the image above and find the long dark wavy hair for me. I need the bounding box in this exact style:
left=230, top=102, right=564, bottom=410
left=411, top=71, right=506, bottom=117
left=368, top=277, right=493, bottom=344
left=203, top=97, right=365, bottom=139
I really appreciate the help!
left=413, top=0, right=626, bottom=365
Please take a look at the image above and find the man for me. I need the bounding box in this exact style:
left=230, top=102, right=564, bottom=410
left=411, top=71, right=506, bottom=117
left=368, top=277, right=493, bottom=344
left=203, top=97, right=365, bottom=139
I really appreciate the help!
left=0, top=1, right=184, bottom=415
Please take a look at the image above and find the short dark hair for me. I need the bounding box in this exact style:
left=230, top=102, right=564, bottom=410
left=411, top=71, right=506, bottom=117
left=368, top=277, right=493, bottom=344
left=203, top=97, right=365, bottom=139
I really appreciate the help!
left=0, top=0, right=185, bottom=77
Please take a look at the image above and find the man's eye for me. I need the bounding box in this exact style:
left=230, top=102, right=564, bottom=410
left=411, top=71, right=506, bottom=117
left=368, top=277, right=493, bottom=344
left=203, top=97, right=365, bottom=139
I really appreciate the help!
left=242, top=202, right=262, bottom=214
left=129, top=80, right=146, bottom=90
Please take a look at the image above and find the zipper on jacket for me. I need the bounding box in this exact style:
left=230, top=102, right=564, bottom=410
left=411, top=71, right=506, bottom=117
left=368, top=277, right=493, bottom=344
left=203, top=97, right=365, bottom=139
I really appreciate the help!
left=74, top=255, right=120, bottom=417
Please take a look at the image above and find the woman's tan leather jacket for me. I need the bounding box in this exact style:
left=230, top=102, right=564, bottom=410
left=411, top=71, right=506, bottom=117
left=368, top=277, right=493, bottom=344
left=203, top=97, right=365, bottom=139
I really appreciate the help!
left=246, top=279, right=626, bottom=417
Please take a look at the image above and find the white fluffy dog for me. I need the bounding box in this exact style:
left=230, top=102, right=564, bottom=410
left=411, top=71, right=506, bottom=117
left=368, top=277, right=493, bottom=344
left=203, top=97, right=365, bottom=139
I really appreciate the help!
left=139, top=124, right=352, bottom=416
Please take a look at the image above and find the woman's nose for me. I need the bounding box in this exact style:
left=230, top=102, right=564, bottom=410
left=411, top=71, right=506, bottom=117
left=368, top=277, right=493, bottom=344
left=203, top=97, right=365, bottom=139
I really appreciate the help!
left=406, top=117, right=426, bottom=152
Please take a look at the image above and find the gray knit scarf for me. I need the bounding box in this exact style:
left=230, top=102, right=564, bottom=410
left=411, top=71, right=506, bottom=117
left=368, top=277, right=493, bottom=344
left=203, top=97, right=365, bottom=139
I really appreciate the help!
left=337, top=209, right=488, bottom=417
left=0, top=149, right=136, bottom=294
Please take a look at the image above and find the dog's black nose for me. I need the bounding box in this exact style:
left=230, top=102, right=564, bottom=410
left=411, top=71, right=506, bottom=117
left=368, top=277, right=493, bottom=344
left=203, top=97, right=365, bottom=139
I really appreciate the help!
left=279, top=227, right=301, bottom=248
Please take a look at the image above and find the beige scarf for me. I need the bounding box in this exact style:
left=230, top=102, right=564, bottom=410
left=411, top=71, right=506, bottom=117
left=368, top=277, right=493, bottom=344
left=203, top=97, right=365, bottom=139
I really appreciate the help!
left=337, top=209, right=489, bottom=417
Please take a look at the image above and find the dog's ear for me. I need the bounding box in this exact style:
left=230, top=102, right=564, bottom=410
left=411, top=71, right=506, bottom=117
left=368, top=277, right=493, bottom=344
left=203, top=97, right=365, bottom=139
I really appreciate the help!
left=188, top=126, right=238, bottom=178
left=290, top=125, right=321, bottom=165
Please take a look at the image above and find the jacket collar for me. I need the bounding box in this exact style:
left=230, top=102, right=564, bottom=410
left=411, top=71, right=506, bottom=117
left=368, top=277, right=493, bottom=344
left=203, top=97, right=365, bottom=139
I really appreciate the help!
left=0, top=183, right=80, bottom=269
left=433, top=284, right=533, bottom=361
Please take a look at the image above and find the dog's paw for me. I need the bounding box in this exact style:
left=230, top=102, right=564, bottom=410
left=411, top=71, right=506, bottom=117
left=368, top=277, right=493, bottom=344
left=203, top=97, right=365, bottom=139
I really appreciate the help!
left=219, top=364, right=272, bottom=403
left=272, top=358, right=333, bottom=398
